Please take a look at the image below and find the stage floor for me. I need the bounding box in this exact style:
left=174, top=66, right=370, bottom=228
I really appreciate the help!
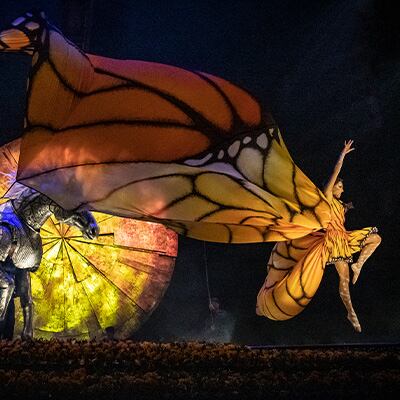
left=0, top=340, right=399, bottom=398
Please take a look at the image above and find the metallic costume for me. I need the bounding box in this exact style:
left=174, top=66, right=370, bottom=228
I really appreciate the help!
left=0, top=187, right=99, bottom=339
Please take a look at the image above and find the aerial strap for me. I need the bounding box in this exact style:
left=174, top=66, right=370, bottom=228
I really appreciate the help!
left=203, top=241, right=214, bottom=326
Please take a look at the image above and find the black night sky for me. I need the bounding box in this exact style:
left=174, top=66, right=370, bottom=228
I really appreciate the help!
left=0, top=0, right=399, bottom=345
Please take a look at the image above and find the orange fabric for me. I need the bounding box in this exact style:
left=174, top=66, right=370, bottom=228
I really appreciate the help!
left=0, top=29, right=31, bottom=51
left=200, top=73, right=262, bottom=126
left=256, top=197, right=377, bottom=320
left=325, top=197, right=376, bottom=263
left=256, top=235, right=327, bottom=320
left=20, top=125, right=211, bottom=168
left=8, top=21, right=332, bottom=244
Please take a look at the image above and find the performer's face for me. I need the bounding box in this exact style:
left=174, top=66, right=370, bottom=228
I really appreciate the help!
left=333, top=181, right=344, bottom=198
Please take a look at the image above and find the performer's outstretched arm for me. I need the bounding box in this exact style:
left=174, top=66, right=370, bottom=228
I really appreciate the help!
left=324, top=140, right=354, bottom=201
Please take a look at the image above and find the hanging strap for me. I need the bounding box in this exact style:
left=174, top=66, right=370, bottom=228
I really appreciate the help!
left=203, top=241, right=214, bottom=327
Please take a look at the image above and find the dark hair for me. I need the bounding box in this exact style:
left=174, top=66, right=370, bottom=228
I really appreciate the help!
left=322, top=177, right=343, bottom=191
left=335, top=177, right=343, bottom=185
left=331, top=177, right=353, bottom=210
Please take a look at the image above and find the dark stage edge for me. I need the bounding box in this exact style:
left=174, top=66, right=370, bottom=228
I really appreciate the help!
left=247, top=341, right=400, bottom=349
left=0, top=340, right=399, bottom=399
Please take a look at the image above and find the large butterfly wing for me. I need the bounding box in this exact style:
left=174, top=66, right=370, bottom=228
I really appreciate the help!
left=18, top=29, right=263, bottom=175
left=15, top=24, right=330, bottom=243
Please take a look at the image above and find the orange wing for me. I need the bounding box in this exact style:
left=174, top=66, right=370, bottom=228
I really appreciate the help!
left=18, top=29, right=263, bottom=181
left=256, top=234, right=328, bottom=320
left=2, top=18, right=330, bottom=244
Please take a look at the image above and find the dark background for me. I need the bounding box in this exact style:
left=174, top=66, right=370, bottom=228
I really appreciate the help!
left=0, top=0, right=399, bottom=345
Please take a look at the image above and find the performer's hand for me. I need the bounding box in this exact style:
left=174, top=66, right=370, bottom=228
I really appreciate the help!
left=341, top=140, right=355, bottom=157
left=344, top=201, right=355, bottom=213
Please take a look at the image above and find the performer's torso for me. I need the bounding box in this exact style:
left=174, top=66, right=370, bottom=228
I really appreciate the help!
left=325, top=197, right=352, bottom=263
left=0, top=203, right=43, bottom=270
left=328, top=197, right=346, bottom=231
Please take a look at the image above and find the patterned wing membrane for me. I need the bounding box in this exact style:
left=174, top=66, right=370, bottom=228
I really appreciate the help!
left=19, top=28, right=263, bottom=169
left=0, top=140, right=178, bottom=339
left=6, top=20, right=331, bottom=243
left=256, top=234, right=328, bottom=320
left=18, top=126, right=331, bottom=243
left=1, top=12, right=334, bottom=324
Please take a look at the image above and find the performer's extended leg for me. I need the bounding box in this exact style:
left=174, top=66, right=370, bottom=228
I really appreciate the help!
left=15, top=269, right=33, bottom=339
left=335, top=261, right=361, bottom=333
left=351, top=233, right=381, bottom=285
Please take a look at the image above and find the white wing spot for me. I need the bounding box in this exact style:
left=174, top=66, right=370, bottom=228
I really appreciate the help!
left=256, top=133, right=268, bottom=149
left=243, top=136, right=251, bottom=144
left=12, top=17, right=26, bottom=26
left=217, top=150, right=224, bottom=159
left=26, top=22, right=40, bottom=31
left=184, top=153, right=213, bottom=166
left=228, top=140, right=240, bottom=158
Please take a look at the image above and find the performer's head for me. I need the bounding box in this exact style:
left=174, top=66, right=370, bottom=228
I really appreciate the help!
left=333, top=177, right=344, bottom=199
left=209, top=297, right=221, bottom=313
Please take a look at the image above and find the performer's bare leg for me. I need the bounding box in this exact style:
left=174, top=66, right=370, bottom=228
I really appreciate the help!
left=335, top=261, right=361, bottom=332
left=351, top=233, right=381, bottom=285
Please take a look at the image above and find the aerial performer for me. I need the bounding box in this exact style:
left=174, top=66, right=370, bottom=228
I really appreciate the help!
left=256, top=140, right=381, bottom=332
left=0, top=11, right=380, bottom=333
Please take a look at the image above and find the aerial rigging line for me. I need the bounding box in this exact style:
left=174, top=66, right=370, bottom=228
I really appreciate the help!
left=203, top=241, right=215, bottom=327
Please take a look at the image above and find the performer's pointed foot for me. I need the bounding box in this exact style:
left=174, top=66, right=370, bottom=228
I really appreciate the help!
left=347, top=312, right=361, bottom=332
left=351, top=263, right=361, bottom=285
